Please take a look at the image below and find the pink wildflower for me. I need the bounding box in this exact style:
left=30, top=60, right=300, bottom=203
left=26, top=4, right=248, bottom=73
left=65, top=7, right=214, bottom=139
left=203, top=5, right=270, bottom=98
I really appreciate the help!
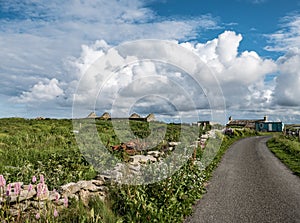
left=39, top=175, right=44, bottom=184
left=53, top=209, right=59, bottom=218
left=32, top=176, right=37, bottom=183
left=42, top=184, right=48, bottom=195
left=36, top=182, right=48, bottom=199
left=35, top=212, right=40, bottom=220
left=14, top=182, right=21, bottom=196
left=37, top=183, right=43, bottom=197
left=53, top=189, right=59, bottom=202
left=6, top=184, right=11, bottom=196
left=64, top=196, right=68, bottom=208
left=0, top=175, right=6, bottom=187
left=28, top=184, right=33, bottom=192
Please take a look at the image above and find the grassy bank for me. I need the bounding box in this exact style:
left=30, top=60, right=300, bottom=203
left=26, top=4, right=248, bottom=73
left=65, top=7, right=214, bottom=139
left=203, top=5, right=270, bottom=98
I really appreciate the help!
left=267, top=135, right=300, bottom=176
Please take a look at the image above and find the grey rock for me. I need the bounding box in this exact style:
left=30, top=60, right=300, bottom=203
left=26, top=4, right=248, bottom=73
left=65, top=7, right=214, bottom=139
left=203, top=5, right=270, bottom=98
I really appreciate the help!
left=91, top=180, right=105, bottom=186
left=79, top=190, right=90, bottom=207
left=61, top=182, right=81, bottom=195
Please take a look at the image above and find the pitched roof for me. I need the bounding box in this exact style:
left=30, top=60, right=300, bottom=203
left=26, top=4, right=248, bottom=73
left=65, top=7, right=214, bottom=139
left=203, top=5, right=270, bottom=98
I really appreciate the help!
left=87, top=112, right=97, bottom=118
left=146, top=113, right=155, bottom=122
left=227, top=118, right=265, bottom=128
left=129, top=113, right=141, bottom=119
left=100, top=112, right=111, bottom=120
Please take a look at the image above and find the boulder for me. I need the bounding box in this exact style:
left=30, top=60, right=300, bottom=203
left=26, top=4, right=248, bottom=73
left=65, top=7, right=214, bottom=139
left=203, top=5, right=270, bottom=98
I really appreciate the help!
left=60, top=182, right=81, bottom=195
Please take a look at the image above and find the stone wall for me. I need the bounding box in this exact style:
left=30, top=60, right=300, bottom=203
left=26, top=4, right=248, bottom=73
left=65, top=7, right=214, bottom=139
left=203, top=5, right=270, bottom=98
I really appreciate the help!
left=0, top=176, right=107, bottom=217
left=0, top=130, right=215, bottom=217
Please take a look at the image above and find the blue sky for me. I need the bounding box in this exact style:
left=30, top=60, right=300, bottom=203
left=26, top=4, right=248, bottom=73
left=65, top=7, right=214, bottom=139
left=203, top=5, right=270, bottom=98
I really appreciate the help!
left=149, top=0, right=295, bottom=54
left=1, top=0, right=300, bottom=123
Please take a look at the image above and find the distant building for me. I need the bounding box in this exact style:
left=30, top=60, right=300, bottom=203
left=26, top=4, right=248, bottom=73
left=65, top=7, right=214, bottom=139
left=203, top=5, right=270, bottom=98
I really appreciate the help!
left=86, top=112, right=97, bottom=118
left=227, top=115, right=283, bottom=132
left=129, top=113, right=141, bottom=119
left=87, top=112, right=156, bottom=122
left=100, top=112, right=111, bottom=120
left=145, top=113, right=155, bottom=122
left=226, top=116, right=266, bottom=129
left=255, top=121, right=284, bottom=132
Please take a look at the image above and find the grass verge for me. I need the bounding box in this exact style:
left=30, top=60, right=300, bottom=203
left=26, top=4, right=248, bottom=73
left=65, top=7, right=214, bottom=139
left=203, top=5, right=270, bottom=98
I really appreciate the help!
left=267, top=135, right=300, bottom=176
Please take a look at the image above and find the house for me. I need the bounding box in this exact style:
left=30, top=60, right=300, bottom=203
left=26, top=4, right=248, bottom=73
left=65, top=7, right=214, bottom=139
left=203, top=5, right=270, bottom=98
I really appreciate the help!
left=100, top=112, right=111, bottom=120
left=145, top=113, right=155, bottom=122
left=86, top=112, right=98, bottom=118
left=129, top=113, right=156, bottom=122
left=86, top=111, right=156, bottom=122
left=227, top=116, right=284, bottom=132
left=129, top=113, right=141, bottom=119
left=226, top=116, right=267, bottom=129
left=255, top=121, right=284, bottom=132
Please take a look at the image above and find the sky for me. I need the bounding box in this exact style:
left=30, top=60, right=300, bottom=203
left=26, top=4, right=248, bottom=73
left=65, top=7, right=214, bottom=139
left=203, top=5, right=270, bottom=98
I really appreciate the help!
left=1, top=0, right=300, bottom=124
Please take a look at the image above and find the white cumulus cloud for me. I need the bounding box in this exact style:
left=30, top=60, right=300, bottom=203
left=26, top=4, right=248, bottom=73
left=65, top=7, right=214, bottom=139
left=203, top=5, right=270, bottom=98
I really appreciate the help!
left=181, top=31, right=277, bottom=111
left=15, top=78, right=64, bottom=103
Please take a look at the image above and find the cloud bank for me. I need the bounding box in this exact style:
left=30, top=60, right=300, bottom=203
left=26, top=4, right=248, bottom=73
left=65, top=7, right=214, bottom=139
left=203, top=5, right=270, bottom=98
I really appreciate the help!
left=2, top=0, right=300, bottom=123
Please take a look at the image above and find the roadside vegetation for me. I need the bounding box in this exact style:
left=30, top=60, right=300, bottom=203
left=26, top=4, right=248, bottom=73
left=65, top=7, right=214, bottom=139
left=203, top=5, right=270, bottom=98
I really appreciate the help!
left=267, top=134, right=300, bottom=176
left=0, top=118, right=258, bottom=222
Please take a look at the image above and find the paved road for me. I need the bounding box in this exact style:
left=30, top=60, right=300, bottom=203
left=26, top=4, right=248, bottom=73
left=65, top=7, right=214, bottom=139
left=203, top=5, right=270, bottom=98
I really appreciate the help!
left=185, top=136, right=300, bottom=223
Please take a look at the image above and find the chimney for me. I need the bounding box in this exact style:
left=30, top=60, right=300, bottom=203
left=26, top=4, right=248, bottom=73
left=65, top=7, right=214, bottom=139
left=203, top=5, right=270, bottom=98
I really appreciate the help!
left=263, top=115, right=268, bottom=122
left=229, top=116, right=232, bottom=121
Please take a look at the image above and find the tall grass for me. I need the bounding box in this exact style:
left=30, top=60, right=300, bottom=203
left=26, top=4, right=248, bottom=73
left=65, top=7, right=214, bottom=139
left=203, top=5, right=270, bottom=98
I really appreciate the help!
left=267, top=135, right=300, bottom=176
left=0, top=118, right=97, bottom=189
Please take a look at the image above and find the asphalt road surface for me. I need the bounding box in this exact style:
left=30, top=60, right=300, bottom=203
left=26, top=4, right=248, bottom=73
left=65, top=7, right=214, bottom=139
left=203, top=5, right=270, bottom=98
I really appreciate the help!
left=185, top=136, right=300, bottom=223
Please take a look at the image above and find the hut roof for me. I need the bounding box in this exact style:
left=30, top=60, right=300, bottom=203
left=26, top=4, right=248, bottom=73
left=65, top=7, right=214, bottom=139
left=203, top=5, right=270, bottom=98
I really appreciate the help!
left=129, top=113, right=141, bottom=119
left=87, top=112, right=97, bottom=118
left=100, top=112, right=111, bottom=120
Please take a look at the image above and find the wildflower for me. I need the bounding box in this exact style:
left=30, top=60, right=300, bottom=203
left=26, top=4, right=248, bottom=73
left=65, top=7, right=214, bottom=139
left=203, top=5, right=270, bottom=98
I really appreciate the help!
left=32, top=176, right=37, bottom=183
left=42, top=185, right=48, bottom=195
left=39, top=174, right=44, bottom=184
left=14, top=182, right=21, bottom=196
left=64, top=196, right=68, bottom=208
left=37, top=181, right=48, bottom=199
left=0, top=175, right=6, bottom=187
left=35, top=212, right=40, bottom=220
left=28, top=184, right=33, bottom=192
left=6, top=184, right=11, bottom=196
left=53, top=189, right=59, bottom=203
left=37, top=183, right=43, bottom=197
left=53, top=209, right=59, bottom=218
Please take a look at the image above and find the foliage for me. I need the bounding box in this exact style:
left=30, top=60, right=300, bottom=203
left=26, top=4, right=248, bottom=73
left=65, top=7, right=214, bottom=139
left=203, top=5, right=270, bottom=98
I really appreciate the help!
left=0, top=118, right=97, bottom=190
left=108, top=129, right=255, bottom=223
left=267, top=135, right=300, bottom=176
left=58, top=196, right=122, bottom=223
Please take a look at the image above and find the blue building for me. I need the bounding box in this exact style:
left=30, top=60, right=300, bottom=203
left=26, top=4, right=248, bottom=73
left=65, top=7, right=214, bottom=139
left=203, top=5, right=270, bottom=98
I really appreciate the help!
left=255, top=121, right=284, bottom=132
